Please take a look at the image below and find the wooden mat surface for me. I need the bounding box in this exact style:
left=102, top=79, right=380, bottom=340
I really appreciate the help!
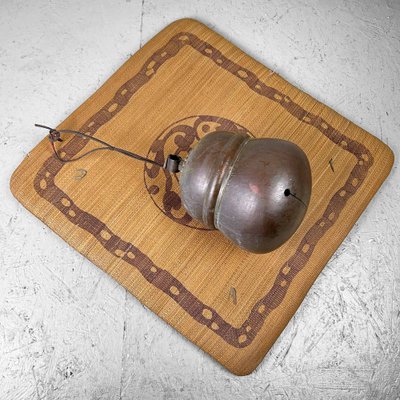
left=10, top=19, right=394, bottom=375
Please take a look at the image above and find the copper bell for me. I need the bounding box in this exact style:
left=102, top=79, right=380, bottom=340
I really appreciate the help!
left=166, top=131, right=312, bottom=254
left=36, top=124, right=311, bottom=254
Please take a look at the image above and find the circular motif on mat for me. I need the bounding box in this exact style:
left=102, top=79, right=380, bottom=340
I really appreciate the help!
left=144, top=115, right=253, bottom=230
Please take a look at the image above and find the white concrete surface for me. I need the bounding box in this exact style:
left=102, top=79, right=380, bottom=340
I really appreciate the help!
left=1, top=0, right=399, bottom=399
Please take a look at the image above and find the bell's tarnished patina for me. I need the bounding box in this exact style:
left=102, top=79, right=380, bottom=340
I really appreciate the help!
left=178, top=131, right=312, bottom=253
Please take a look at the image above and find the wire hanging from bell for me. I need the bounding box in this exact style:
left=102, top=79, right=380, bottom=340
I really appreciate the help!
left=35, top=124, right=182, bottom=172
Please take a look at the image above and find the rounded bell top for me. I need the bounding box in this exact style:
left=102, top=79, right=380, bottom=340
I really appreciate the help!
left=179, top=131, right=312, bottom=253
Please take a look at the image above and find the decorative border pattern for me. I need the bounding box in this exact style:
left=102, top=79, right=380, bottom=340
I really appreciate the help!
left=33, top=32, right=373, bottom=348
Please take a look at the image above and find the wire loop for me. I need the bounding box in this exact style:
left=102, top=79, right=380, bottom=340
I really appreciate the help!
left=35, top=123, right=164, bottom=167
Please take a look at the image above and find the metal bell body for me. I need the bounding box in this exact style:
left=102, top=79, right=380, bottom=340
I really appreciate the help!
left=179, top=131, right=312, bottom=253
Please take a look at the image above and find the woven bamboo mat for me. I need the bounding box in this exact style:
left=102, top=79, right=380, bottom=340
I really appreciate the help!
left=10, top=19, right=393, bottom=375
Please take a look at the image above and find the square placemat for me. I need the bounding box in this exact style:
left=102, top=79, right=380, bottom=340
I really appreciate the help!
left=10, top=19, right=394, bottom=375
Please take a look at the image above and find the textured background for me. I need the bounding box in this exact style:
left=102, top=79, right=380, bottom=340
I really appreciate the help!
left=0, top=0, right=399, bottom=399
